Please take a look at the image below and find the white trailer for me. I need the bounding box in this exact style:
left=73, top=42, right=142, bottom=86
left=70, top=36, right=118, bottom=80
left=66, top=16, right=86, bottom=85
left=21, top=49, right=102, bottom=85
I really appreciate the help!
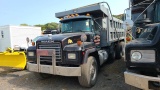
left=0, top=25, right=41, bottom=52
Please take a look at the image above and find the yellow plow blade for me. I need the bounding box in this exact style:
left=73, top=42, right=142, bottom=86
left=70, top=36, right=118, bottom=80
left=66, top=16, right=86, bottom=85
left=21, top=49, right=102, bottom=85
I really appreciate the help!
left=0, top=52, right=26, bottom=69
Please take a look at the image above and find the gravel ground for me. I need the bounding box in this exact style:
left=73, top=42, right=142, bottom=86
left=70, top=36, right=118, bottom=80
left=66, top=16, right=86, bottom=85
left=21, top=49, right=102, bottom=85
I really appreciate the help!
left=0, top=57, right=131, bottom=90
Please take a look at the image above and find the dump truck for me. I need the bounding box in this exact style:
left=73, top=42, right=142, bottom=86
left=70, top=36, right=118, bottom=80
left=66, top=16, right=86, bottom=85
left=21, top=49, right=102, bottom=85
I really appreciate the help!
left=124, top=0, right=160, bottom=89
left=27, top=2, right=124, bottom=87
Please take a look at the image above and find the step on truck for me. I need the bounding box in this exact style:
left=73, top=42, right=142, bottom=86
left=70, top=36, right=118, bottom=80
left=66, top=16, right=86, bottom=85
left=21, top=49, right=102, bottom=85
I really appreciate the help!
left=124, top=0, right=160, bottom=90
left=27, top=2, right=124, bottom=87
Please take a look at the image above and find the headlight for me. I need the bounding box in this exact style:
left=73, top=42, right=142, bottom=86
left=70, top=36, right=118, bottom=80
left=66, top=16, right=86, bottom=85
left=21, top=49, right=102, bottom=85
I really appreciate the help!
left=28, top=52, right=34, bottom=56
left=131, top=51, right=142, bottom=61
left=68, top=53, right=76, bottom=59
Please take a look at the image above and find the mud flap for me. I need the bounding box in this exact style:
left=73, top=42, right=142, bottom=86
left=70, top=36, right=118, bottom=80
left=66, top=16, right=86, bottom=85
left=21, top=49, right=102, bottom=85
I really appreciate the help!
left=0, top=52, right=26, bottom=69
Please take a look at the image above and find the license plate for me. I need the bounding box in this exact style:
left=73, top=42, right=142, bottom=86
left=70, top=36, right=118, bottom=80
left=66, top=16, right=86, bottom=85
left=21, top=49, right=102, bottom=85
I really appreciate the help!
left=37, top=49, right=49, bottom=56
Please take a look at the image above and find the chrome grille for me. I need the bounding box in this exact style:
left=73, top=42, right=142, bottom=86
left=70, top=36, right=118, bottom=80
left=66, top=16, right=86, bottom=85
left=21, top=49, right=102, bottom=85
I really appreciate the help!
left=37, top=42, right=61, bottom=62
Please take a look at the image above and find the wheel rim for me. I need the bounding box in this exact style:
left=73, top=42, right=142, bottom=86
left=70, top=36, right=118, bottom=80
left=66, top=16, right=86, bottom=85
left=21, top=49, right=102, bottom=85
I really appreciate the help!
left=120, top=50, right=123, bottom=57
left=90, top=61, right=97, bottom=81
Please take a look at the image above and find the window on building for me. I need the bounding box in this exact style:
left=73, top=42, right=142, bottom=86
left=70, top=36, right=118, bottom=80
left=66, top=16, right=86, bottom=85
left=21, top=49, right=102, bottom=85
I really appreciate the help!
left=1, top=31, right=4, bottom=38
left=110, top=20, right=113, bottom=27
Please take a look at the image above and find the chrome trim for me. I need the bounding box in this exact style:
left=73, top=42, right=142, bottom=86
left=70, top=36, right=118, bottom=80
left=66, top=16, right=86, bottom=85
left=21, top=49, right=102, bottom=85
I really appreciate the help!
left=27, top=49, right=81, bottom=76
left=37, top=42, right=62, bottom=61
left=130, top=50, right=155, bottom=63
left=124, top=71, right=160, bottom=90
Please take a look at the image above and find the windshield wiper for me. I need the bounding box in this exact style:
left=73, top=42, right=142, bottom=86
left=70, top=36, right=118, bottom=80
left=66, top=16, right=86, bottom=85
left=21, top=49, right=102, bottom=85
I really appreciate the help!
left=62, top=30, right=72, bottom=33
left=76, top=30, right=90, bottom=32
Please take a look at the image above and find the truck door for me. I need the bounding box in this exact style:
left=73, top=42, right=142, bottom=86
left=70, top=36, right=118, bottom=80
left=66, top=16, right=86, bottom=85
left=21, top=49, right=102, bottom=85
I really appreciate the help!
left=92, top=19, right=101, bottom=46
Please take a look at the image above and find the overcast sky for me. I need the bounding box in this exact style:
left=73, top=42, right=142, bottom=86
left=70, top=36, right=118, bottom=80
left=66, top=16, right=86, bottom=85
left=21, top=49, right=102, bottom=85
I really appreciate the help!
left=0, top=0, right=129, bottom=26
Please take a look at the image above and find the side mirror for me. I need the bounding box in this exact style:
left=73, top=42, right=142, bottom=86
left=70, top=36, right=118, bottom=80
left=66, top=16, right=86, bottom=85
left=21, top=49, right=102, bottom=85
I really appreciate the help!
left=56, top=30, right=60, bottom=34
left=125, top=8, right=131, bottom=20
left=81, top=34, right=87, bottom=42
left=123, top=19, right=133, bottom=30
left=26, top=37, right=30, bottom=43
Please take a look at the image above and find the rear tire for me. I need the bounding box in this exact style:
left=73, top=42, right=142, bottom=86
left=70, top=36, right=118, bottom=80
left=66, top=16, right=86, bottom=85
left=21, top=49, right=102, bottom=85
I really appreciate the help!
left=34, top=72, right=52, bottom=79
left=108, top=44, right=116, bottom=62
left=115, top=42, right=124, bottom=59
left=78, top=56, right=98, bottom=87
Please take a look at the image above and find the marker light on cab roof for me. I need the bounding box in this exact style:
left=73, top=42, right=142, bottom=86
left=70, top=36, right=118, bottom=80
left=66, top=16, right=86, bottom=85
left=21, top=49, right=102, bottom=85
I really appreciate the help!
left=71, top=14, right=75, bottom=17
left=60, top=18, right=63, bottom=20
left=86, top=13, right=90, bottom=16
left=75, top=14, right=79, bottom=16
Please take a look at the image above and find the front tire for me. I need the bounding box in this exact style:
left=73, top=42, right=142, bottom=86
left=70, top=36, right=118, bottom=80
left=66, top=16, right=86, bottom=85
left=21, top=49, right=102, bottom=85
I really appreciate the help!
left=78, top=56, right=98, bottom=87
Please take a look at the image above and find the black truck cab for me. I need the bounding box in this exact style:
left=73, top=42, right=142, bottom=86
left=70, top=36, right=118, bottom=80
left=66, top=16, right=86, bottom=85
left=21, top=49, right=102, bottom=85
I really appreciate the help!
left=124, top=0, right=160, bottom=89
left=126, top=23, right=160, bottom=72
left=125, top=0, right=160, bottom=73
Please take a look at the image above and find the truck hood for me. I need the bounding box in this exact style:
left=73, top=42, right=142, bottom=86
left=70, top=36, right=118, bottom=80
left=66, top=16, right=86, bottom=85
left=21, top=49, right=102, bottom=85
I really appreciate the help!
left=37, top=33, right=86, bottom=42
left=128, top=38, right=151, bottom=45
left=126, top=38, right=152, bottom=49
left=36, top=32, right=91, bottom=47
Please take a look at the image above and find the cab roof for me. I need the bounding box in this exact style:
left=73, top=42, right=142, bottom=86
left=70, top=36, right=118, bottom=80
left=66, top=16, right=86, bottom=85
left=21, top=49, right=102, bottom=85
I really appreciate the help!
left=55, top=2, right=109, bottom=18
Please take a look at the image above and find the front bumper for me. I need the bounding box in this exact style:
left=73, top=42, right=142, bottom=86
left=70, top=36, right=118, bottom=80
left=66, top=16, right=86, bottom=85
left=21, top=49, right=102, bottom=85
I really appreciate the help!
left=27, top=62, right=81, bottom=76
left=27, top=49, right=81, bottom=76
left=124, top=71, right=160, bottom=90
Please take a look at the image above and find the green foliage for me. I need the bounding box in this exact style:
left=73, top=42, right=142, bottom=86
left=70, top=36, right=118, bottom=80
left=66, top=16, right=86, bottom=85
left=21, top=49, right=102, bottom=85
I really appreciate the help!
left=34, top=24, right=46, bottom=30
left=20, top=23, right=29, bottom=26
left=113, top=14, right=125, bottom=21
left=34, top=22, right=58, bottom=31
left=45, top=22, right=58, bottom=30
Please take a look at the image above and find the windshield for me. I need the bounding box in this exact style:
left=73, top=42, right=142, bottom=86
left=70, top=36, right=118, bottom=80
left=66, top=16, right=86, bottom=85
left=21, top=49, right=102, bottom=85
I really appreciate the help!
left=61, top=19, right=91, bottom=33
left=138, top=26, right=158, bottom=40
left=32, top=36, right=42, bottom=42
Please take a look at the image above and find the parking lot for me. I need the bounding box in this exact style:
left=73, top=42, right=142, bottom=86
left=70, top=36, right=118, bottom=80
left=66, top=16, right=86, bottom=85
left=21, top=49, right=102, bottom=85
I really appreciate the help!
left=0, top=57, right=133, bottom=90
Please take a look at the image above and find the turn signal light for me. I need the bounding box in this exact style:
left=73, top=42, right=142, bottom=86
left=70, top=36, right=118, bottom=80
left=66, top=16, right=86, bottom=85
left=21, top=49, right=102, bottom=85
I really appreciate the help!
left=126, top=37, right=131, bottom=41
left=77, top=40, right=82, bottom=46
left=32, top=42, right=35, bottom=46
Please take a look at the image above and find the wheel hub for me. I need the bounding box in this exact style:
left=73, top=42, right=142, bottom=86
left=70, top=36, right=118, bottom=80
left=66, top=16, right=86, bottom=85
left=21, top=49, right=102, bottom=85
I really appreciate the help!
left=90, top=62, right=97, bottom=81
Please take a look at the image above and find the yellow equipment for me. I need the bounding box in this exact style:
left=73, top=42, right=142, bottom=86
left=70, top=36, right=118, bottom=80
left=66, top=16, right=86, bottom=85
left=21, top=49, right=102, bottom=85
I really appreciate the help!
left=0, top=48, right=26, bottom=69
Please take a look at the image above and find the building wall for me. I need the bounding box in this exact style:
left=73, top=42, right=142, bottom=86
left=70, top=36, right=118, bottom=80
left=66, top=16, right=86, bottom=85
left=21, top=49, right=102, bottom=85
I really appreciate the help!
left=0, top=25, right=11, bottom=52
left=0, top=25, right=41, bottom=52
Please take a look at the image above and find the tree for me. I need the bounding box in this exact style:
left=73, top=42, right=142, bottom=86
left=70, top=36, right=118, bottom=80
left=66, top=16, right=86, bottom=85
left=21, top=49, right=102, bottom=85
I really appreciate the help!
left=113, top=14, right=125, bottom=21
left=34, top=24, right=46, bottom=30
left=20, top=23, right=29, bottom=26
left=34, top=22, right=58, bottom=31
left=45, top=22, right=58, bottom=30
